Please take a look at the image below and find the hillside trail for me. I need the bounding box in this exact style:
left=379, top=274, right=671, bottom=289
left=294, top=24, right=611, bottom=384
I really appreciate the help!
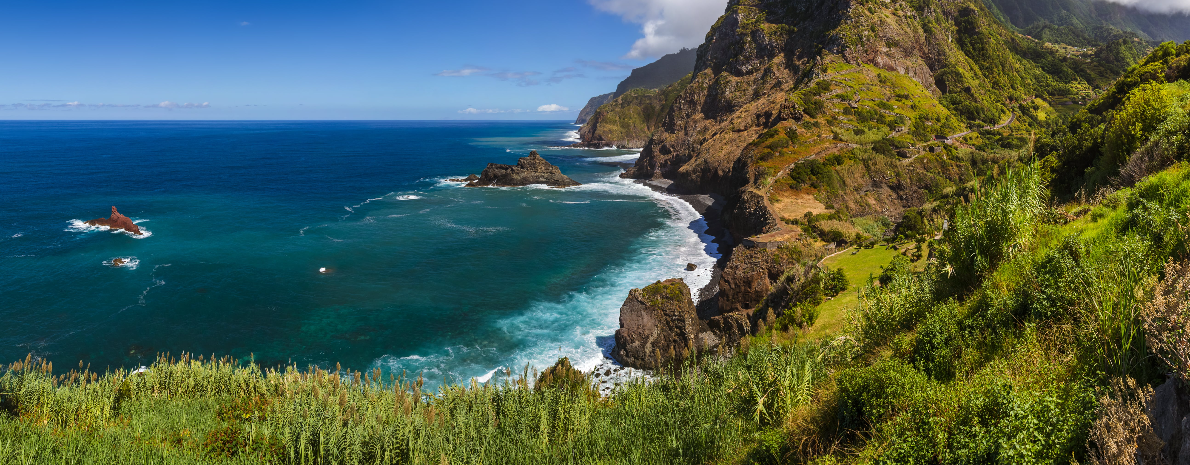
left=946, top=111, right=1016, bottom=143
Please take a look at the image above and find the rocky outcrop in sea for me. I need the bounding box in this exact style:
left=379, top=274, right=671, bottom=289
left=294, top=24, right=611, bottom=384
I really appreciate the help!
left=86, top=206, right=142, bottom=235
left=611, top=278, right=753, bottom=370
left=466, top=151, right=579, bottom=188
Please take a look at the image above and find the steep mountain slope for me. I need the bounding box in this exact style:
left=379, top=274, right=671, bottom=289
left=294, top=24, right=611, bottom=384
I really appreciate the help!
left=573, top=49, right=697, bottom=125
left=1040, top=40, right=1190, bottom=193
left=575, top=93, right=614, bottom=125
left=625, top=0, right=1120, bottom=240
left=611, top=48, right=698, bottom=98
left=575, top=77, right=691, bottom=148
left=984, top=0, right=1190, bottom=43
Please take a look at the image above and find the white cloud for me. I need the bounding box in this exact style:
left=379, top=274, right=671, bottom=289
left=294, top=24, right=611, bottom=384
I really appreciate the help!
left=459, top=108, right=501, bottom=114
left=1102, top=0, right=1190, bottom=13
left=240, top=21, right=251, bottom=26
left=0, top=101, right=211, bottom=110
left=435, top=67, right=490, bottom=77
left=537, top=104, right=570, bottom=112
left=588, top=0, right=727, bottom=59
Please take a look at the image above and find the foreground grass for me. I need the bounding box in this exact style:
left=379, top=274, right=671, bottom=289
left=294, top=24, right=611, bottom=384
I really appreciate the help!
left=0, top=342, right=826, bottom=464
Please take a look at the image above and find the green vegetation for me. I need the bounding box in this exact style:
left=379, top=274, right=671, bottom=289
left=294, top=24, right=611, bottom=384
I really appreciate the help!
left=5, top=5, right=1190, bottom=464
left=0, top=343, right=831, bottom=464
left=580, top=75, right=691, bottom=147
left=1037, top=41, right=1190, bottom=194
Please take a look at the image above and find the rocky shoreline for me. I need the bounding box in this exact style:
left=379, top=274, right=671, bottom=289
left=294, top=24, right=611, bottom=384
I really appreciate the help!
left=585, top=177, right=736, bottom=394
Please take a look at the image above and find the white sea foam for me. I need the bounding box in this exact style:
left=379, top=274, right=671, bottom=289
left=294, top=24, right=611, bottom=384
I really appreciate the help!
left=103, top=257, right=140, bottom=270
left=372, top=346, right=499, bottom=382
left=395, top=195, right=422, bottom=200
left=66, top=219, right=153, bottom=239
left=562, top=130, right=580, bottom=142
left=11, top=233, right=22, bottom=238
left=582, top=153, right=641, bottom=163
left=496, top=173, right=720, bottom=378
left=373, top=171, right=721, bottom=388
left=476, top=367, right=501, bottom=383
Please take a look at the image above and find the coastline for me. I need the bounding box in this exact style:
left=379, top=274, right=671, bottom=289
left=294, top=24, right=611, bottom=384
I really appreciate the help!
left=585, top=173, right=734, bottom=395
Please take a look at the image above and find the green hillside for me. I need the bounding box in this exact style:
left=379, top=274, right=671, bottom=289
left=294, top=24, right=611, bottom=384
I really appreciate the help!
left=984, top=0, right=1190, bottom=43
left=5, top=0, right=1190, bottom=462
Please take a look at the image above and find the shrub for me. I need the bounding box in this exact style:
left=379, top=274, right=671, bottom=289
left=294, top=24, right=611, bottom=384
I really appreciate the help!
left=803, top=97, right=826, bottom=117
left=1141, top=259, right=1190, bottom=379
left=911, top=302, right=963, bottom=381
left=941, top=164, right=1047, bottom=291
left=835, top=360, right=930, bottom=434
left=896, top=208, right=929, bottom=239
left=536, top=357, right=591, bottom=394
left=1085, top=377, right=1163, bottom=465
left=789, top=160, right=839, bottom=192
left=823, top=268, right=848, bottom=297
left=853, top=256, right=936, bottom=349
left=1103, top=82, right=1174, bottom=171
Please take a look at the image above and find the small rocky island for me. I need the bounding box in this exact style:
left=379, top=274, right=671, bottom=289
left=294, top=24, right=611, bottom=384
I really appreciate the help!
left=465, top=151, right=579, bottom=188
left=86, top=206, right=142, bottom=235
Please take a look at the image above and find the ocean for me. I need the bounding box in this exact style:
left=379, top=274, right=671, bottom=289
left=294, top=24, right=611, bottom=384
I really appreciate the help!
left=0, top=121, right=718, bottom=387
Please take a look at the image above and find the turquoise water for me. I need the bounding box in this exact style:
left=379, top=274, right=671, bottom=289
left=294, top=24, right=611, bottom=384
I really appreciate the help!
left=0, top=121, right=717, bottom=386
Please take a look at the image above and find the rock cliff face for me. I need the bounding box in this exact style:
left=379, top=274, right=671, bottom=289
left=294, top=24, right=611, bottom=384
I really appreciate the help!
left=575, top=76, right=691, bottom=149
left=609, top=0, right=1123, bottom=364
left=621, top=0, right=1116, bottom=240
left=575, top=93, right=614, bottom=125
left=612, top=276, right=786, bottom=369
left=86, top=206, right=142, bottom=235
left=612, top=279, right=705, bottom=370
left=1147, top=377, right=1190, bottom=463
left=466, top=151, right=579, bottom=188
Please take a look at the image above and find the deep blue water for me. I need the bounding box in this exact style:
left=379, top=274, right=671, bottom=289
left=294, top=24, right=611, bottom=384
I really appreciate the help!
left=0, top=121, right=717, bottom=386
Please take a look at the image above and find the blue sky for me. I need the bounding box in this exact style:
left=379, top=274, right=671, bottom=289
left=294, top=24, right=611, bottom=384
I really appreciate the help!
left=0, top=0, right=727, bottom=120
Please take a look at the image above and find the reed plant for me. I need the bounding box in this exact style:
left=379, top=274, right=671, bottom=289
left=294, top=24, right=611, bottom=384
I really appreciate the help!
left=0, top=342, right=825, bottom=464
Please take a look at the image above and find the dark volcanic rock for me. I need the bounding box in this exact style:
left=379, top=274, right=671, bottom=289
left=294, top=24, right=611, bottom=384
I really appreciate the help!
left=449, top=174, right=480, bottom=182
left=718, top=247, right=781, bottom=314
left=86, top=206, right=142, bottom=235
left=466, top=151, right=579, bottom=188
left=706, top=313, right=751, bottom=351
left=612, top=279, right=705, bottom=370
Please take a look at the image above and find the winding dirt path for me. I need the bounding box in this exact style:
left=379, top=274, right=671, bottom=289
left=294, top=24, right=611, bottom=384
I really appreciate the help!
left=946, top=111, right=1015, bottom=144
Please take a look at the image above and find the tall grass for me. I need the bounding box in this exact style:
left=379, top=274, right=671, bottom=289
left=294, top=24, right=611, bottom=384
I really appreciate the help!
left=941, top=164, right=1048, bottom=291
left=0, top=342, right=825, bottom=464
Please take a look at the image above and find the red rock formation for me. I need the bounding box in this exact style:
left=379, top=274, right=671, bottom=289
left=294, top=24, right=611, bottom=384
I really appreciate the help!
left=86, top=206, right=142, bottom=235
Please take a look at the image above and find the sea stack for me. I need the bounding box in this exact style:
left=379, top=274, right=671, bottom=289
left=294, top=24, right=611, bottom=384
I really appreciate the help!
left=86, top=206, right=142, bottom=235
left=466, top=151, right=580, bottom=188
left=611, top=279, right=706, bottom=370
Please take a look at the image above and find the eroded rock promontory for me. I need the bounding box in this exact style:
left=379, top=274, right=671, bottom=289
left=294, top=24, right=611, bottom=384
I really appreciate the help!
left=86, top=206, right=142, bottom=235
left=466, top=151, right=579, bottom=188
left=612, top=279, right=705, bottom=370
